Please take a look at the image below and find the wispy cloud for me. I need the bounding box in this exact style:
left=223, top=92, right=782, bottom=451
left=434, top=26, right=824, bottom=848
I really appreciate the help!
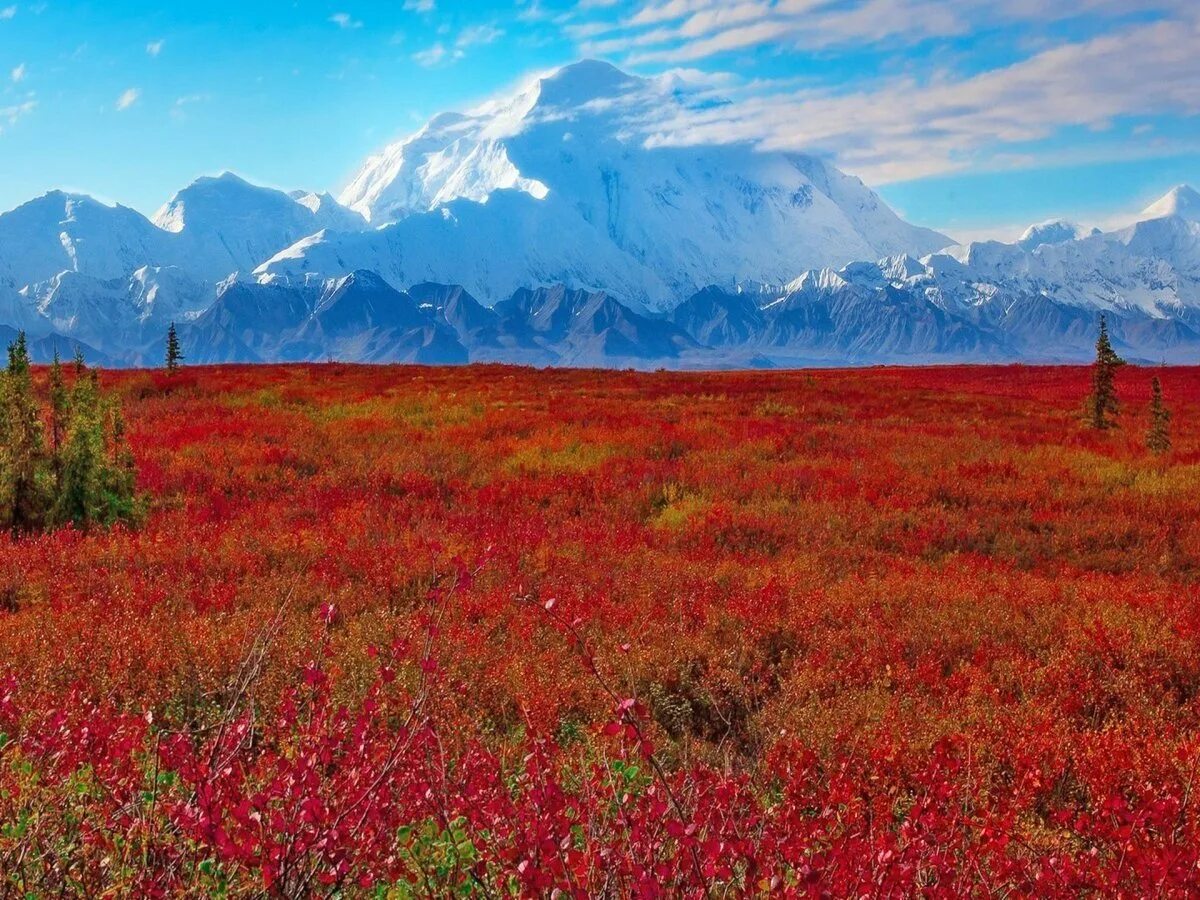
left=0, top=6, right=15, bottom=21
left=10, top=62, right=25, bottom=83
left=576, top=0, right=1192, bottom=62
left=413, top=22, right=505, bottom=67
left=413, top=42, right=452, bottom=67
left=115, top=88, right=141, bottom=111
left=622, top=14, right=1200, bottom=183
left=146, top=39, right=165, bottom=57
left=329, top=12, right=363, bottom=30
left=170, top=93, right=210, bottom=121
left=402, top=0, right=435, bottom=11
left=516, top=0, right=549, bottom=22
left=456, top=24, right=504, bottom=48
left=0, top=98, right=35, bottom=134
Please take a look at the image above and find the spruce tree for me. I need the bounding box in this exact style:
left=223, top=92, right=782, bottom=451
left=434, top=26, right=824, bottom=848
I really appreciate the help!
left=48, top=348, right=69, bottom=486
left=1086, top=315, right=1125, bottom=430
left=52, top=366, right=105, bottom=528
left=0, top=333, right=50, bottom=532
left=101, top=400, right=138, bottom=524
left=165, top=323, right=184, bottom=373
left=1147, top=376, right=1171, bottom=455
left=0, top=340, right=137, bottom=534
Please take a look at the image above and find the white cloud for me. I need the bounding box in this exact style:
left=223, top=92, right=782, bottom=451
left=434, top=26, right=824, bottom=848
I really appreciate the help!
left=0, top=6, right=15, bottom=20
left=115, top=88, right=141, bottom=111
left=413, top=42, right=454, bottom=67
left=146, top=39, right=164, bottom=57
left=10, top=62, right=24, bottom=82
left=456, top=24, right=504, bottom=48
left=403, top=0, right=435, bottom=11
left=329, top=12, right=363, bottom=29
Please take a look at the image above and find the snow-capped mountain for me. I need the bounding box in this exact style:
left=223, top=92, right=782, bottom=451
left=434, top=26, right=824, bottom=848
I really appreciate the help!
left=178, top=179, right=1200, bottom=369
left=937, top=202, right=1200, bottom=320
left=660, top=186, right=1200, bottom=365
left=0, top=192, right=176, bottom=289
left=0, top=176, right=367, bottom=294
left=0, top=57, right=1198, bottom=367
left=5, top=180, right=1200, bottom=368
left=31, top=266, right=213, bottom=354
left=0, top=174, right=370, bottom=361
left=153, top=172, right=366, bottom=280
left=260, top=60, right=951, bottom=307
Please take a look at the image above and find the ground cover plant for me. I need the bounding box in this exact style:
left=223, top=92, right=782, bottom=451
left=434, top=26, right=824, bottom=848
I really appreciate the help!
left=0, top=361, right=1198, bottom=896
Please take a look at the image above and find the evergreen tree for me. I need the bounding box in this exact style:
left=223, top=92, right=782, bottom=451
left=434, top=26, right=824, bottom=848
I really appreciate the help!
left=48, top=348, right=69, bottom=486
left=0, top=333, right=51, bottom=532
left=0, top=339, right=137, bottom=534
left=51, top=366, right=140, bottom=529
left=1085, top=315, right=1125, bottom=430
left=52, top=366, right=105, bottom=528
left=101, top=400, right=138, bottom=524
left=1147, top=377, right=1171, bottom=455
left=165, top=323, right=184, bottom=373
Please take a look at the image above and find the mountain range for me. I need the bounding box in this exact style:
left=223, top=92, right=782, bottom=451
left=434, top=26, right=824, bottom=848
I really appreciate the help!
left=1, top=60, right=1199, bottom=368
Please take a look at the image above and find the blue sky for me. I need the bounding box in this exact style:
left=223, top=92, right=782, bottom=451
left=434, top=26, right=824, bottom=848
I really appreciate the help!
left=1, top=0, right=1198, bottom=240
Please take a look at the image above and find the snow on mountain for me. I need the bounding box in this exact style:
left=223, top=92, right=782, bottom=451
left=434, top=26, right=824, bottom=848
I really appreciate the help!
left=257, top=188, right=676, bottom=307
left=0, top=192, right=175, bottom=290
left=126, top=265, right=215, bottom=324
left=0, top=174, right=366, bottom=302
left=655, top=184, right=1200, bottom=365
left=259, top=59, right=951, bottom=309
left=937, top=191, right=1200, bottom=320
left=291, top=191, right=368, bottom=233
left=1141, top=184, right=1200, bottom=222
left=1018, top=220, right=1099, bottom=250
left=0, top=284, right=44, bottom=335
left=29, top=265, right=214, bottom=354
left=153, top=172, right=365, bottom=280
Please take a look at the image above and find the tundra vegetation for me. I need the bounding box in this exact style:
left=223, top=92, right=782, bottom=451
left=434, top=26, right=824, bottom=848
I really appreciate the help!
left=0, top=356, right=1197, bottom=896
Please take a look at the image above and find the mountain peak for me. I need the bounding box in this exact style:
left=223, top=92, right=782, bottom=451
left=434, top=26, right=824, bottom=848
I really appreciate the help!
left=1141, top=184, right=1200, bottom=222
left=1018, top=219, right=1095, bottom=249
left=210, top=170, right=251, bottom=185
left=22, top=189, right=110, bottom=211
left=180, top=171, right=265, bottom=195
left=535, top=59, right=639, bottom=107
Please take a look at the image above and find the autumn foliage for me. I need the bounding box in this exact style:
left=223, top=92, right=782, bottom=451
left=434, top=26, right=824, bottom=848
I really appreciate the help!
left=1, top=362, right=1199, bottom=896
